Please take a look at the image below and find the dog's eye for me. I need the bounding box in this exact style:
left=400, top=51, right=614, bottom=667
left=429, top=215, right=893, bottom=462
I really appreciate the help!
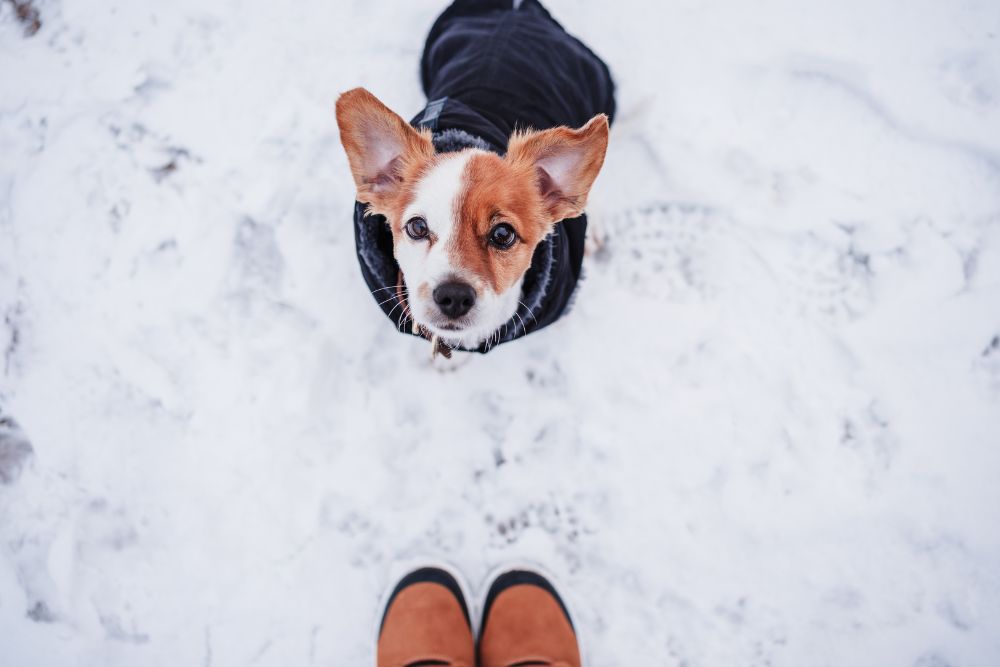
left=488, top=222, right=517, bottom=249
left=404, top=216, right=429, bottom=240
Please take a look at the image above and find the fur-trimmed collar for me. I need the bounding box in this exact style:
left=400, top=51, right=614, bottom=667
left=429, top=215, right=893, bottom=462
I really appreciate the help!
left=432, top=127, right=495, bottom=154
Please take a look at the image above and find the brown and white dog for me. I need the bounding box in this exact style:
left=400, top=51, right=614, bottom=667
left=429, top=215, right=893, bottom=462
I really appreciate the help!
left=335, top=0, right=614, bottom=355
left=336, top=89, right=608, bottom=351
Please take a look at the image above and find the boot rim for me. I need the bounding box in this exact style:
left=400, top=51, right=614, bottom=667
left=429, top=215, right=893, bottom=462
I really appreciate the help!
left=378, top=566, right=473, bottom=637
left=478, top=568, right=576, bottom=644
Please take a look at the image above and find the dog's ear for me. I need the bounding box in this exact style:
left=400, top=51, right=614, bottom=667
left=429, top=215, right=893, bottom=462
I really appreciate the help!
left=336, top=88, right=434, bottom=212
left=506, top=114, right=609, bottom=222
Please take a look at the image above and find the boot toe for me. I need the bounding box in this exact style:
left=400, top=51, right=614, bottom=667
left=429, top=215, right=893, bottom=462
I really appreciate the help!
left=478, top=570, right=581, bottom=667
left=378, top=567, right=475, bottom=667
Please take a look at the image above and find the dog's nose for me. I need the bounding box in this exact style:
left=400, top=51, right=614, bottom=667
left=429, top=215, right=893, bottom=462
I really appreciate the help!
left=433, top=281, right=476, bottom=319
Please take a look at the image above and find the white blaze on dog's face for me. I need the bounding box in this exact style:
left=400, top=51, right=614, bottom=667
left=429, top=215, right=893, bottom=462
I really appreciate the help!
left=336, top=87, right=608, bottom=347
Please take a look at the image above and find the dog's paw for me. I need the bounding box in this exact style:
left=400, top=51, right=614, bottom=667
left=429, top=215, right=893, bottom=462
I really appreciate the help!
left=427, top=349, right=475, bottom=373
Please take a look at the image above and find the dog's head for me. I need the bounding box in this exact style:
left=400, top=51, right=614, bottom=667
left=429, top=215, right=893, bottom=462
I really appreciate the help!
left=336, top=88, right=608, bottom=347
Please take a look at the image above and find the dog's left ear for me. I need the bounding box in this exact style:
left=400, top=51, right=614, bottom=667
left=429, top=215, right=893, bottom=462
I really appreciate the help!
left=335, top=88, right=434, bottom=212
left=507, top=114, right=609, bottom=222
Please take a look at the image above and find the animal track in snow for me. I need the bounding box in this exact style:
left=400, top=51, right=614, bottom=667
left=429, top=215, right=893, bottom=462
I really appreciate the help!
left=0, top=411, right=33, bottom=485
left=839, top=402, right=898, bottom=490
left=593, top=202, right=728, bottom=301
left=975, top=333, right=1000, bottom=396
left=775, top=228, right=874, bottom=322
left=484, top=499, right=592, bottom=571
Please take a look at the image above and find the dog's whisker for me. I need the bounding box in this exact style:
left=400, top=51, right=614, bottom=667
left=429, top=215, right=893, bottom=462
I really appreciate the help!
left=370, top=285, right=402, bottom=295
left=399, top=300, right=416, bottom=334
left=376, top=291, right=407, bottom=308
left=378, top=294, right=400, bottom=312
left=386, top=298, right=407, bottom=322
left=396, top=305, right=411, bottom=333
left=513, top=310, right=528, bottom=336
left=518, top=300, right=538, bottom=325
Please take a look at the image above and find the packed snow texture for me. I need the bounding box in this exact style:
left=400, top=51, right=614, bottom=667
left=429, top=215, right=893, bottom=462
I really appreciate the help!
left=2, top=0, right=1000, bottom=665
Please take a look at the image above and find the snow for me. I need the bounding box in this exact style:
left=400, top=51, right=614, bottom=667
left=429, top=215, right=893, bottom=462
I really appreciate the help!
left=2, top=0, right=999, bottom=664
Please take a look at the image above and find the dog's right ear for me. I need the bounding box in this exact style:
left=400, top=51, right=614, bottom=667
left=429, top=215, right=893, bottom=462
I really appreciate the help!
left=336, top=88, right=434, bottom=213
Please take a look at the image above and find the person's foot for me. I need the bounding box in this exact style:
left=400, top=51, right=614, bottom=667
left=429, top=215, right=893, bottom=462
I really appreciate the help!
left=377, top=567, right=475, bottom=667
left=478, top=570, right=581, bottom=667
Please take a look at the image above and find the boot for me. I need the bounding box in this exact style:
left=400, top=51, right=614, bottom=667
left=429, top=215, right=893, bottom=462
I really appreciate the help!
left=377, top=567, right=475, bottom=667
left=478, top=570, right=582, bottom=667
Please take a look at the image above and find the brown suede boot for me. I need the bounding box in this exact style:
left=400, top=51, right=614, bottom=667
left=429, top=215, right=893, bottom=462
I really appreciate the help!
left=478, top=570, right=582, bottom=667
left=377, top=567, right=475, bottom=667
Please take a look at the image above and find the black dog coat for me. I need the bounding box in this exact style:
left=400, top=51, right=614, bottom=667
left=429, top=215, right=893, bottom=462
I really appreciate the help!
left=353, top=0, right=616, bottom=353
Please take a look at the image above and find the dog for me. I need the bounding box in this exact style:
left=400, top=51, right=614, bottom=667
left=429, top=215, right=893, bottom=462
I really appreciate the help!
left=337, top=0, right=615, bottom=356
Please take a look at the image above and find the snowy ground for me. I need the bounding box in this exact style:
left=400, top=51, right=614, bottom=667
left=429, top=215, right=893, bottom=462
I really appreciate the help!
left=2, top=0, right=1000, bottom=665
